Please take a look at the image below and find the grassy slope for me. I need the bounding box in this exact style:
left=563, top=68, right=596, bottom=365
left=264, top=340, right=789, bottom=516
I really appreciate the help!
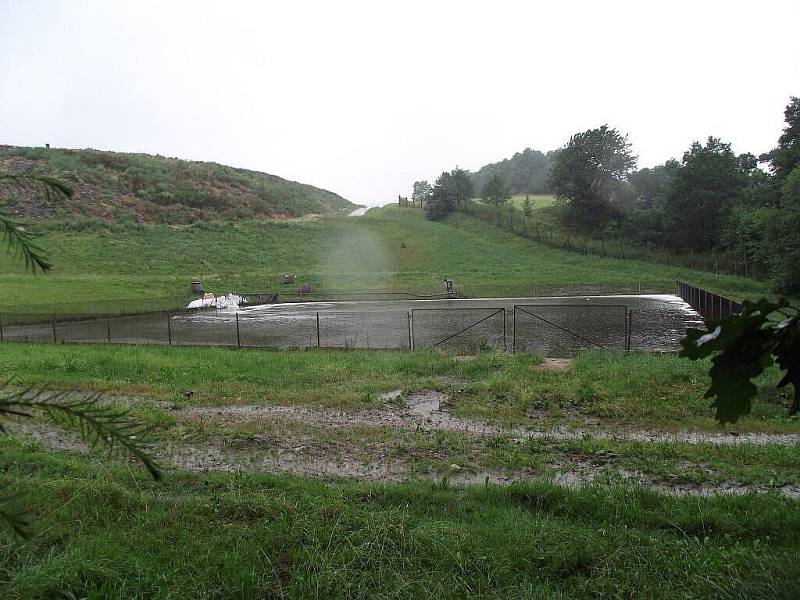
left=0, top=207, right=768, bottom=311
left=0, top=146, right=355, bottom=223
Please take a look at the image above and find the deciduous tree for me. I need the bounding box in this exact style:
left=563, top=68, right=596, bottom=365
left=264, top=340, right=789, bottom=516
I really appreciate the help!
left=482, top=173, right=511, bottom=224
left=548, top=125, right=637, bottom=231
left=661, top=137, right=746, bottom=252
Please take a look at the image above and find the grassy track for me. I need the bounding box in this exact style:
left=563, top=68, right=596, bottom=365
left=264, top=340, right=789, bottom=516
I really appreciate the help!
left=0, top=207, right=768, bottom=312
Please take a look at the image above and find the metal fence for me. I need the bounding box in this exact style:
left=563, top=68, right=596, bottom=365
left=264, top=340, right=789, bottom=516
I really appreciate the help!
left=513, top=304, right=630, bottom=356
left=0, top=304, right=633, bottom=357
left=676, top=281, right=742, bottom=321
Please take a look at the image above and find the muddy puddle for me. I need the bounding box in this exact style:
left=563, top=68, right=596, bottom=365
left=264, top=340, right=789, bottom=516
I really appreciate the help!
left=8, top=388, right=800, bottom=499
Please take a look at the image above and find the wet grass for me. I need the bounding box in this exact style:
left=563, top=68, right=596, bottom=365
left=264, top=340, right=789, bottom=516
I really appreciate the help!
left=157, top=413, right=800, bottom=489
left=1, top=438, right=799, bottom=599
left=0, top=343, right=796, bottom=433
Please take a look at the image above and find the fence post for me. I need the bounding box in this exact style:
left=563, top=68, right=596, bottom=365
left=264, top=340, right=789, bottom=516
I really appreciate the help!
left=106, top=316, right=112, bottom=343
left=51, top=314, right=57, bottom=343
left=408, top=310, right=415, bottom=351
left=512, top=307, right=516, bottom=354
left=0, top=314, right=3, bottom=342
left=502, top=308, right=507, bottom=352
left=625, top=309, right=632, bottom=351
left=167, top=312, right=172, bottom=346
left=316, top=312, right=320, bottom=348
left=236, top=313, right=241, bottom=347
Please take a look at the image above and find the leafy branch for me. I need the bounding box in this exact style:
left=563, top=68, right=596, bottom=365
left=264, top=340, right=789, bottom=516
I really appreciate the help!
left=680, top=299, right=800, bottom=423
left=0, top=172, right=73, bottom=274
left=0, top=384, right=162, bottom=535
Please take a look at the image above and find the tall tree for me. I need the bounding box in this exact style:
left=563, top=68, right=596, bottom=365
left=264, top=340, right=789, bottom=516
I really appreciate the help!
left=425, top=171, right=456, bottom=220
left=424, top=168, right=474, bottom=220
left=471, top=147, right=555, bottom=195
left=450, top=168, right=474, bottom=208
left=764, top=165, right=800, bottom=293
left=548, top=125, right=637, bottom=231
left=628, top=160, right=679, bottom=208
left=762, top=96, right=800, bottom=187
left=411, top=180, right=432, bottom=207
left=661, top=137, right=746, bottom=252
left=481, top=173, right=511, bottom=223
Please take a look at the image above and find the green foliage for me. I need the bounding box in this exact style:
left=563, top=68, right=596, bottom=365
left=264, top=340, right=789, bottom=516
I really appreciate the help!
left=453, top=98, right=800, bottom=294
left=762, top=96, right=800, bottom=186
left=424, top=169, right=473, bottom=220
left=763, top=166, right=800, bottom=293
left=0, top=173, right=74, bottom=273
left=471, top=147, right=555, bottom=195
left=661, top=137, right=746, bottom=252
left=0, top=173, right=160, bottom=537
left=0, top=204, right=52, bottom=274
left=481, top=173, right=512, bottom=216
left=522, top=196, right=532, bottom=218
left=548, top=125, right=637, bottom=231
left=681, top=299, right=800, bottom=423
left=411, top=180, right=432, bottom=206
left=628, top=160, right=679, bottom=207
left=0, top=386, right=161, bottom=479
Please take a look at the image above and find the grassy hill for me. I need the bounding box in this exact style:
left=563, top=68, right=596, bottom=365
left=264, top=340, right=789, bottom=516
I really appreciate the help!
left=0, top=145, right=356, bottom=223
left=0, top=205, right=768, bottom=312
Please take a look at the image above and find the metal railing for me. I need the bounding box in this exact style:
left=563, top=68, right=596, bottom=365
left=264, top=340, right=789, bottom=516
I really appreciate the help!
left=676, top=281, right=742, bottom=321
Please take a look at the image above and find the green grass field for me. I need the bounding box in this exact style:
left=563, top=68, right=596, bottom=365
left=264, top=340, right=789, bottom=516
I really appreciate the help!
left=1, top=342, right=799, bottom=598
left=508, top=194, right=557, bottom=210
left=0, top=343, right=795, bottom=432
left=0, top=206, right=769, bottom=312
left=2, top=440, right=798, bottom=599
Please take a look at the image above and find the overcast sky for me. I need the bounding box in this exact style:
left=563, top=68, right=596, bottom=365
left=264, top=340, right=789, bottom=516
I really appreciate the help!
left=1, top=1, right=798, bottom=206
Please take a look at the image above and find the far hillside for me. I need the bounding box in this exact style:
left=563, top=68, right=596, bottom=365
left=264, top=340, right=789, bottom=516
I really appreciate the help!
left=0, top=145, right=356, bottom=223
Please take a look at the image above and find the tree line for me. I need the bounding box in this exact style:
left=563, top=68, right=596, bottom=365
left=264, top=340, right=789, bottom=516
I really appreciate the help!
left=411, top=97, right=800, bottom=293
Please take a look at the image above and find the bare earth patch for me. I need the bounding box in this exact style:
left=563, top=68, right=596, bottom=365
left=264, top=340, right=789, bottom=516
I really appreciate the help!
left=7, top=390, right=799, bottom=498
left=533, top=357, right=573, bottom=371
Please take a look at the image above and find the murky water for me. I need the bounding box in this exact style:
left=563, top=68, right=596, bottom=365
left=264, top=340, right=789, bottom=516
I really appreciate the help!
left=1, top=294, right=703, bottom=355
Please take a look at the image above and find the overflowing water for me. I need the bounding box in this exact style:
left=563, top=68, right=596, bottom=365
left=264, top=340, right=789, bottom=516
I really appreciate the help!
left=2, top=294, right=703, bottom=355
left=186, top=293, right=245, bottom=310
